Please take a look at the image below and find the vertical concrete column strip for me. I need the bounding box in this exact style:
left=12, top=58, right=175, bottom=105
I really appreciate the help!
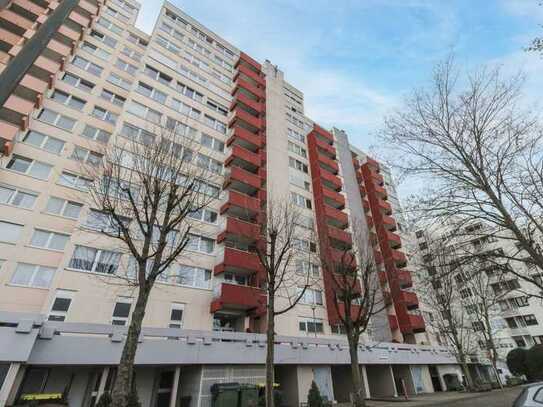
left=388, top=365, right=398, bottom=397
left=361, top=365, right=370, bottom=399
left=96, top=367, right=110, bottom=401
left=169, top=366, right=181, bottom=407
left=0, top=363, right=22, bottom=407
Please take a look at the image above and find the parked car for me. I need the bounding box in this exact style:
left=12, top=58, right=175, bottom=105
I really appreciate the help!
left=513, top=383, right=543, bottom=407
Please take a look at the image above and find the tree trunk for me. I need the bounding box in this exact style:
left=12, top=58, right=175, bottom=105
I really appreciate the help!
left=484, top=315, right=503, bottom=389
left=265, top=294, right=275, bottom=407
left=347, top=333, right=366, bottom=407
left=111, top=285, right=151, bottom=407
left=458, top=353, right=475, bottom=391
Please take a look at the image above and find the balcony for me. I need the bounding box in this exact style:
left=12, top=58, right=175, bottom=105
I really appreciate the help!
left=227, top=125, right=262, bottom=152
left=369, top=232, right=378, bottom=247
left=391, top=250, right=407, bottom=267
left=229, top=107, right=262, bottom=131
left=316, top=138, right=336, bottom=158
left=382, top=216, right=397, bottom=231
left=318, top=153, right=339, bottom=174
left=366, top=157, right=380, bottom=171
left=224, top=166, right=261, bottom=195
left=320, top=170, right=342, bottom=192
left=378, top=199, right=392, bottom=215
left=374, top=249, right=383, bottom=264
left=329, top=248, right=356, bottom=267
left=0, top=122, right=18, bottom=156
left=231, top=91, right=264, bottom=113
left=324, top=205, right=348, bottom=229
left=366, top=215, right=374, bottom=229
left=221, top=190, right=261, bottom=217
left=235, top=51, right=262, bottom=72
left=388, top=315, right=399, bottom=330
left=0, top=9, right=34, bottom=31
left=214, top=247, right=264, bottom=275
left=322, top=188, right=345, bottom=209
left=218, top=217, right=260, bottom=243
left=232, top=78, right=265, bottom=100
left=378, top=271, right=388, bottom=286
left=226, top=145, right=261, bottom=171
left=235, top=62, right=265, bottom=87
left=359, top=184, right=366, bottom=196
left=398, top=291, right=419, bottom=310
left=384, top=230, right=401, bottom=249
left=402, top=314, right=425, bottom=333
left=397, top=269, right=413, bottom=289
left=374, top=184, right=387, bottom=199
left=362, top=199, right=370, bottom=213
left=328, top=226, right=352, bottom=248
left=383, top=291, right=392, bottom=305
left=210, top=283, right=266, bottom=313
left=371, top=172, right=384, bottom=186
left=313, top=124, right=334, bottom=144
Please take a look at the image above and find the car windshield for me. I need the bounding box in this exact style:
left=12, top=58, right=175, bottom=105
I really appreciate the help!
left=513, top=388, right=528, bottom=407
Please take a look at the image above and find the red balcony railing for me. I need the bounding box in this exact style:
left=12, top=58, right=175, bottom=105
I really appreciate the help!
left=210, top=283, right=266, bottom=313
left=232, top=78, right=265, bottom=100
left=382, top=216, right=397, bottom=231
left=388, top=314, right=399, bottom=330
left=221, top=190, right=261, bottom=215
left=214, top=247, right=263, bottom=275
left=322, top=188, right=346, bottom=209
left=227, top=125, right=262, bottom=151
left=226, top=145, right=261, bottom=168
left=397, top=269, right=413, bottom=289
left=371, top=172, right=384, bottom=186
left=391, top=249, right=407, bottom=267
left=318, top=153, right=339, bottom=174
left=398, top=313, right=425, bottom=333
left=374, top=184, right=387, bottom=199
left=235, top=51, right=262, bottom=72
left=384, top=230, right=402, bottom=249
left=329, top=248, right=356, bottom=267
left=315, top=138, right=336, bottom=158
left=224, top=166, right=261, bottom=191
left=218, top=217, right=260, bottom=242
left=366, top=157, right=380, bottom=171
left=324, top=205, right=348, bottom=228
left=235, top=62, right=265, bottom=87
left=328, top=226, right=353, bottom=246
left=378, top=199, right=392, bottom=215
left=229, top=107, right=262, bottom=130
left=320, top=170, right=342, bottom=192
left=398, top=290, right=419, bottom=309
left=313, top=124, right=334, bottom=144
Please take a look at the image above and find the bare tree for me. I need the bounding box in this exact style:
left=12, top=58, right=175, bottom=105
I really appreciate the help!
left=321, top=229, right=386, bottom=407
left=416, top=236, right=478, bottom=390
left=527, top=2, right=543, bottom=53
left=255, top=198, right=317, bottom=407
left=83, top=123, right=217, bottom=406
left=380, top=57, right=543, bottom=295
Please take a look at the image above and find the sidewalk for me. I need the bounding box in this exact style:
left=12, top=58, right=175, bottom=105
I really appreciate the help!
left=364, top=386, right=521, bottom=406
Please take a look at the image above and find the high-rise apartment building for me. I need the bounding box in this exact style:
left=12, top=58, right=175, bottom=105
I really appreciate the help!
left=0, top=0, right=472, bottom=405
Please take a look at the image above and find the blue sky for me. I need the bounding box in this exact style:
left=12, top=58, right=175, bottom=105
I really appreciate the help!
left=135, top=0, right=543, bottom=152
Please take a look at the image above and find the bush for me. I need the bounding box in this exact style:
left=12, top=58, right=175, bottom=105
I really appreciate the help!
left=506, top=348, right=528, bottom=377
left=307, top=381, right=323, bottom=407
left=527, top=344, right=543, bottom=381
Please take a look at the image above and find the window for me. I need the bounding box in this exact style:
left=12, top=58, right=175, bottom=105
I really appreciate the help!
left=289, top=173, right=310, bottom=192
left=48, top=290, right=74, bottom=321
left=156, top=35, right=181, bottom=54
left=165, top=117, right=198, bottom=138
left=472, top=321, right=484, bottom=331
left=203, top=114, right=226, bottom=134
left=71, top=146, right=103, bottom=166
left=120, top=122, right=156, bottom=145
left=187, top=233, right=214, bottom=254
left=0, top=221, right=23, bottom=244
left=165, top=264, right=211, bottom=288
left=92, top=106, right=118, bottom=124
left=298, top=288, right=323, bottom=305
left=121, top=46, right=143, bottom=62
left=296, top=214, right=314, bottom=230
left=112, top=298, right=132, bottom=325
left=419, top=242, right=428, bottom=250
left=293, top=238, right=317, bottom=253
left=196, top=153, right=222, bottom=174
left=136, top=82, right=167, bottom=104
left=290, top=192, right=312, bottom=209
left=58, top=172, right=92, bottom=191
left=100, top=89, right=126, bottom=106
left=107, top=73, right=133, bottom=90
left=90, top=29, right=118, bottom=48
left=299, top=318, right=324, bottom=334
left=127, top=101, right=162, bottom=124
left=289, top=157, right=308, bottom=173
left=206, top=99, right=228, bottom=116
left=513, top=336, right=526, bottom=347
left=513, top=296, right=530, bottom=307
left=61, top=72, right=95, bottom=92
left=295, top=260, right=319, bottom=277
left=85, top=209, right=128, bottom=233
left=81, top=41, right=111, bottom=60
left=524, top=314, right=538, bottom=326
left=45, top=197, right=83, bottom=219
left=127, top=32, right=147, bottom=47
left=171, top=98, right=201, bottom=119
left=38, top=108, right=76, bottom=131
left=0, top=185, right=37, bottom=209
left=459, top=288, right=472, bottom=298
left=144, top=65, right=173, bottom=86
left=96, top=16, right=123, bottom=35
left=30, top=229, right=69, bottom=251
left=188, top=207, right=218, bottom=224
left=10, top=263, right=55, bottom=288
left=200, top=134, right=224, bottom=152
left=288, top=128, right=304, bottom=143
left=176, top=82, right=204, bottom=102
left=288, top=141, right=307, bottom=158
left=6, top=155, right=52, bottom=180
left=51, top=89, right=86, bottom=110
left=169, top=303, right=184, bottom=328
left=114, top=58, right=137, bottom=75
left=21, top=131, right=65, bottom=154
left=72, top=55, right=104, bottom=76
left=159, top=22, right=184, bottom=41
left=82, top=125, right=111, bottom=143
left=104, top=5, right=130, bottom=22
left=69, top=245, right=121, bottom=274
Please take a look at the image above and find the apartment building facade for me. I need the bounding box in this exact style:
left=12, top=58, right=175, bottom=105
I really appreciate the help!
left=0, top=0, right=466, bottom=405
left=414, top=222, right=543, bottom=382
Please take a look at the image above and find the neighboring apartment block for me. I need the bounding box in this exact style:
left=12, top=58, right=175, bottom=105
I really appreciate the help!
left=0, top=0, right=470, bottom=405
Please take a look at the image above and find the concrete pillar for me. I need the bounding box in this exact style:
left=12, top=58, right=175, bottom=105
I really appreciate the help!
left=0, top=363, right=25, bottom=407
left=361, top=365, right=370, bottom=399
left=408, top=366, right=418, bottom=395
left=96, top=367, right=110, bottom=401
left=170, top=366, right=181, bottom=407
left=388, top=365, right=398, bottom=397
